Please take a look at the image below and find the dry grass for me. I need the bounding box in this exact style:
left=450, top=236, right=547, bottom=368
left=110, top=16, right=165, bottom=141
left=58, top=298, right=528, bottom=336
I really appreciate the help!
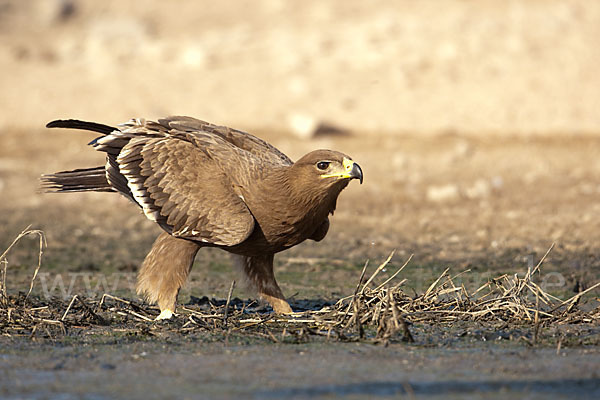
left=0, top=226, right=46, bottom=306
left=328, top=245, right=600, bottom=344
left=1, top=229, right=599, bottom=345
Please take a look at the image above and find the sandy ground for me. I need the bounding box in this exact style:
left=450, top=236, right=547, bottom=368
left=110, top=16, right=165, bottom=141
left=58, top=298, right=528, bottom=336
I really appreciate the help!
left=2, top=128, right=600, bottom=298
left=1, top=0, right=599, bottom=135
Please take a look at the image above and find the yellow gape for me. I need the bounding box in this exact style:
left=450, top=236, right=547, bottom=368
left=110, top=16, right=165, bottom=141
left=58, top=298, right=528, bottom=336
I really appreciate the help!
left=321, top=157, right=356, bottom=180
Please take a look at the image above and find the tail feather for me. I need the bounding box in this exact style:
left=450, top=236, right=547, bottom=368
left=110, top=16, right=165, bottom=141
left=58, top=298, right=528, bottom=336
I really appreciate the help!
left=41, top=166, right=114, bottom=193
left=46, top=119, right=118, bottom=135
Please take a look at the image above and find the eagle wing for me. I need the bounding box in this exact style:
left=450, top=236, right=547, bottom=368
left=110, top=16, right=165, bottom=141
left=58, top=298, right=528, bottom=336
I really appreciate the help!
left=151, top=116, right=292, bottom=167
left=119, top=136, right=254, bottom=245
left=92, top=118, right=272, bottom=246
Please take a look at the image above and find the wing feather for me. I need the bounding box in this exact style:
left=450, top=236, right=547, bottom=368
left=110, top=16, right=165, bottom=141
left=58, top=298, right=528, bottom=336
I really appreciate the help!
left=116, top=136, right=255, bottom=246
left=62, top=116, right=289, bottom=246
left=157, top=116, right=293, bottom=166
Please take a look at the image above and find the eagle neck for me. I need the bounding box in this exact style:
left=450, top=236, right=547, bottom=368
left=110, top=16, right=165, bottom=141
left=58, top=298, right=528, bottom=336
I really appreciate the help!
left=279, top=166, right=340, bottom=221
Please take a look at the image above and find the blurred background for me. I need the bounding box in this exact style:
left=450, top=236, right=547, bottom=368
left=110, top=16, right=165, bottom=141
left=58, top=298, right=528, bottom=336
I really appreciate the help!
left=1, top=0, right=599, bottom=300
left=1, top=0, right=598, bottom=135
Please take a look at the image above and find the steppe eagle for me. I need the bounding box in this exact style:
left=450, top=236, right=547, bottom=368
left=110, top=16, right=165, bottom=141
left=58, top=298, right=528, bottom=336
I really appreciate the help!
left=42, top=116, right=363, bottom=319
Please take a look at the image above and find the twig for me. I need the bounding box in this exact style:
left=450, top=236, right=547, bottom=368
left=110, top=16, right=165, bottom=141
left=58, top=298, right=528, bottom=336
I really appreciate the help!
left=424, top=268, right=450, bottom=299
left=0, top=226, right=47, bottom=302
left=61, top=295, right=78, bottom=321
left=0, top=260, right=7, bottom=305
left=223, top=280, right=236, bottom=325
left=341, top=259, right=369, bottom=322
left=98, top=293, right=131, bottom=310
left=530, top=243, right=555, bottom=276
left=75, top=296, right=108, bottom=324
left=533, top=287, right=540, bottom=344
left=373, top=254, right=413, bottom=292
left=554, top=281, right=600, bottom=313
left=361, top=251, right=395, bottom=293
left=123, top=309, right=153, bottom=322
left=26, top=229, right=46, bottom=299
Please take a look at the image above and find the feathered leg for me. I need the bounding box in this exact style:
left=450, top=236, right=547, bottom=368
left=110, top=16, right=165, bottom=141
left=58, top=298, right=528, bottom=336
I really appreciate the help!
left=137, top=232, right=201, bottom=319
left=233, top=254, right=292, bottom=314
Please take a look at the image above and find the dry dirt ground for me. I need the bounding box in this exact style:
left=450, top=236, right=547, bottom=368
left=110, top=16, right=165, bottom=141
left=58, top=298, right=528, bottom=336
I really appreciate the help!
left=2, top=128, right=600, bottom=300
left=1, top=127, right=599, bottom=399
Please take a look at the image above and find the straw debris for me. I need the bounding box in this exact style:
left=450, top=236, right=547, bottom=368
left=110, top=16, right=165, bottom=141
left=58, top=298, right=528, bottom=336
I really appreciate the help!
left=1, top=230, right=599, bottom=344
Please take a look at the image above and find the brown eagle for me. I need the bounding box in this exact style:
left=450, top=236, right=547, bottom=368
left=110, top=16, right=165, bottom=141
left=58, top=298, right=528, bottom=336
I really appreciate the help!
left=42, top=116, right=362, bottom=319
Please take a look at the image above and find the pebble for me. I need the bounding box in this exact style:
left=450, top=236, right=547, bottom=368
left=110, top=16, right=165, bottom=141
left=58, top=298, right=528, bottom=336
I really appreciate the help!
left=426, top=184, right=460, bottom=202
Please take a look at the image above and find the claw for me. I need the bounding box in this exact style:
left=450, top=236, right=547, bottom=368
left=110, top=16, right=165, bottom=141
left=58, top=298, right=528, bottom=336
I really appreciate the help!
left=155, top=309, right=174, bottom=320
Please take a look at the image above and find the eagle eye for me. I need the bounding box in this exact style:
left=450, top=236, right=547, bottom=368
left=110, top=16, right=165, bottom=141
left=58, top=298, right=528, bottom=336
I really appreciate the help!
left=316, top=161, right=330, bottom=170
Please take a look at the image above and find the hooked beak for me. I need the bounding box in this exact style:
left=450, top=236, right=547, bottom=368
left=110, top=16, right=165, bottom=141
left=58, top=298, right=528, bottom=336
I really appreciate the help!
left=350, top=162, right=363, bottom=184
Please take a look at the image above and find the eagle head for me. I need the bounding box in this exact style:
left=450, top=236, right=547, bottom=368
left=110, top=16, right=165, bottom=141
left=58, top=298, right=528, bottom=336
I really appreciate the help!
left=293, top=149, right=363, bottom=188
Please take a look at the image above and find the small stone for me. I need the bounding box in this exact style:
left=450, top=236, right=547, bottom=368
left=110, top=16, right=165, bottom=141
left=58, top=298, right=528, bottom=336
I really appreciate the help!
left=464, top=179, right=491, bottom=199
left=426, top=184, right=460, bottom=202
left=287, top=113, right=317, bottom=139
left=312, top=122, right=350, bottom=137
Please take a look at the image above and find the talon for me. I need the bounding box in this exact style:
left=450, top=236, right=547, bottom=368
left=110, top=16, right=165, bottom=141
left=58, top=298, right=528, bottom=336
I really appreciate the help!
left=155, top=309, right=174, bottom=320
left=272, top=300, right=293, bottom=314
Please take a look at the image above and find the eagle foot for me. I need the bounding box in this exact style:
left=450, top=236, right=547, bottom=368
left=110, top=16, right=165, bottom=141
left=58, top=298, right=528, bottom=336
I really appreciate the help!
left=261, top=294, right=293, bottom=314
left=155, top=309, right=175, bottom=320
